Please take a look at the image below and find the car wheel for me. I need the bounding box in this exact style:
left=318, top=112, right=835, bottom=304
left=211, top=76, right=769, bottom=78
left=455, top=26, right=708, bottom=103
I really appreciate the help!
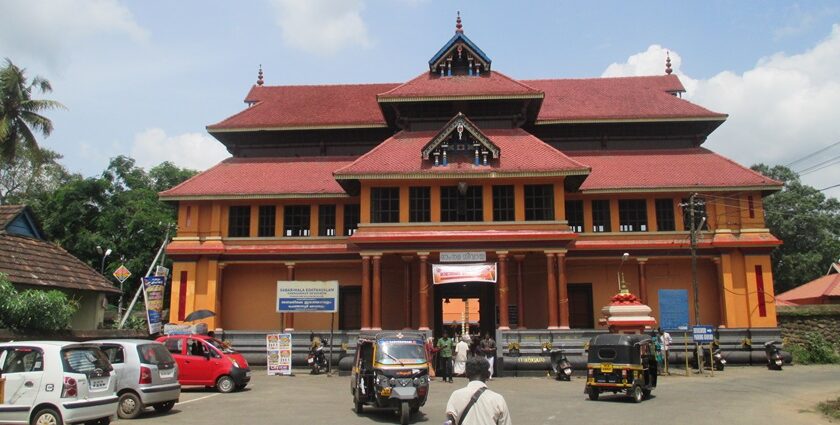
left=216, top=375, right=236, bottom=393
left=631, top=385, right=644, bottom=403
left=31, top=408, right=63, bottom=425
left=118, top=392, right=144, bottom=419
left=587, top=388, right=599, bottom=401
left=153, top=401, right=176, bottom=413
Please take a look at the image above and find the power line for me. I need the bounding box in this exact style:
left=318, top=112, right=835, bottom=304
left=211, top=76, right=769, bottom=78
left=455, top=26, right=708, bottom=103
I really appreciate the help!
left=785, top=140, right=840, bottom=167
left=796, top=154, right=840, bottom=176
left=820, top=183, right=840, bottom=192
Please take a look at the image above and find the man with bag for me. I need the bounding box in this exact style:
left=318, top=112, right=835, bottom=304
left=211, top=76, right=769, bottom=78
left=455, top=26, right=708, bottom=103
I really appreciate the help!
left=445, top=357, right=511, bottom=425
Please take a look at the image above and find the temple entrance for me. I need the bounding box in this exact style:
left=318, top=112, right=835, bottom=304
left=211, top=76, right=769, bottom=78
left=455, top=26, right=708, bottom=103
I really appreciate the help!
left=433, top=282, right=496, bottom=338
left=568, top=283, right=594, bottom=328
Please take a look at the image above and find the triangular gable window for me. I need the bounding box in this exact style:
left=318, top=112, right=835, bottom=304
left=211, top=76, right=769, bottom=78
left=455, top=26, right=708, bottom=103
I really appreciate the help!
left=428, top=13, right=491, bottom=77
left=421, top=113, right=500, bottom=167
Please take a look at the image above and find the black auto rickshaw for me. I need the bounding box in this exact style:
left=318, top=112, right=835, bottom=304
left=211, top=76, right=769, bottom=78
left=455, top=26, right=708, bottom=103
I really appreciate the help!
left=585, top=333, right=657, bottom=403
left=351, top=332, right=430, bottom=424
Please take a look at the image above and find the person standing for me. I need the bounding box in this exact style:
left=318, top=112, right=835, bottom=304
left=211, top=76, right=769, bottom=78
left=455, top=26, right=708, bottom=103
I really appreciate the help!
left=659, top=327, right=672, bottom=375
left=454, top=336, right=470, bottom=376
left=480, top=333, right=497, bottom=378
left=425, top=336, right=439, bottom=380
left=437, top=331, right=455, bottom=383
left=445, top=357, right=512, bottom=425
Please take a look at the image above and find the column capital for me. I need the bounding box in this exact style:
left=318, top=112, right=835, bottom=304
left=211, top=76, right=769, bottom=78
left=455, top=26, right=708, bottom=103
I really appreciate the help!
left=416, top=251, right=430, bottom=256
left=401, top=255, right=414, bottom=263
left=636, top=257, right=649, bottom=264
left=495, top=250, right=509, bottom=256
left=361, top=251, right=383, bottom=257
left=218, top=262, right=227, bottom=270
left=284, top=262, right=295, bottom=268
left=513, top=254, right=527, bottom=262
left=544, top=249, right=568, bottom=255
left=711, top=257, right=721, bottom=265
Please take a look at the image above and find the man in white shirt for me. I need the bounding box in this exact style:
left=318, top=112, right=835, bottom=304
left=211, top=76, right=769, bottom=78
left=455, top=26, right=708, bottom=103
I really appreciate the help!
left=445, top=357, right=512, bottom=425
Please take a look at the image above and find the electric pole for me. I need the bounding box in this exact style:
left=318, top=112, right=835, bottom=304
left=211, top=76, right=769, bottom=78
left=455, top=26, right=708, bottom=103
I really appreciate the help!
left=689, top=193, right=706, bottom=371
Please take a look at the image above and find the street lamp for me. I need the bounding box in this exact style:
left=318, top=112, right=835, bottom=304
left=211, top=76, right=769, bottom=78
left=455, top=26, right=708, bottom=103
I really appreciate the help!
left=96, top=245, right=112, bottom=274
left=617, top=252, right=630, bottom=292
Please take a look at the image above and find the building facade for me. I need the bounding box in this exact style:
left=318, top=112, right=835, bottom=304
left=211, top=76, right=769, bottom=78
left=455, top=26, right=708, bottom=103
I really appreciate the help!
left=162, top=18, right=782, bottom=336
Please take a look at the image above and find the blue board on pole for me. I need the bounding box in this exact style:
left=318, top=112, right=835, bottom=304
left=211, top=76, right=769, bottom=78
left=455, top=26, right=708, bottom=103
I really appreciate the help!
left=658, top=289, right=689, bottom=330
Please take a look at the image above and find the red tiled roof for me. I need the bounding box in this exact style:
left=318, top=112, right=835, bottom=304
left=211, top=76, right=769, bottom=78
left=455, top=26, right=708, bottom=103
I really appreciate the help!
left=208, top=83, right=399, bottom=130
left=378, top=71, right=542, bottom=100
left=523, top=75, right=726, bottom=122
left=334, top=128, right=589, bottom=177
left=160, top=156, right=355, bottom=199
left=777, top=273, right=840, bottom=304
left=567, top=148, right=782, bottom=192
left=0, top=205, right=25, bottom=228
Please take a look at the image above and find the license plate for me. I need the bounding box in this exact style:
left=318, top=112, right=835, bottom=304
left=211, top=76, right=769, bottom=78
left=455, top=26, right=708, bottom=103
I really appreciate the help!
left=600, top=363, right=613, bottom=373
left=159, top=369, right=175, bottom=378
left=307, top=358, right=314, bottom=364
left=90, top=378, right=107, bottom=390
left=245, top=371, right=251, bottom=377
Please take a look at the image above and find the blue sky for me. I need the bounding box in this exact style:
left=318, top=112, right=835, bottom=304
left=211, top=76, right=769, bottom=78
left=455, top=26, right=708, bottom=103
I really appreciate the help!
left=1, top=0, right=839, bottom=198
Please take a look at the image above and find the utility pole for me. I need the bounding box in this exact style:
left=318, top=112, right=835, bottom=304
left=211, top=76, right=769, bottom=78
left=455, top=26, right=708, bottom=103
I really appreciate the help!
left=689, top=193, right=706, bottom=371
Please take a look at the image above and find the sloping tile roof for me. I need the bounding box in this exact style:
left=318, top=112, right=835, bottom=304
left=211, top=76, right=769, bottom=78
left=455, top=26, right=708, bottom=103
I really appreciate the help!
left=0, top=205, right=25, bottom=228
left=378, top=71, right=542, bottom=101
left=334, top=128, right=589, bottom=177
left=567, top=148, right=782, bottom=192
left=776, top=273, right=840, bottom=304
left=208, top=83, right=399, bottom=130
left=159, top=156, right=355, bottom=199
left=0, top=233, right=119, bottom=293
left=523, top=75, right=726, bottom=122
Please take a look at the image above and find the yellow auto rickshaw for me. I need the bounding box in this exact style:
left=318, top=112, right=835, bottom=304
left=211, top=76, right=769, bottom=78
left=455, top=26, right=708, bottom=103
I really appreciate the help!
left=585, top=333, right=658, bottom=403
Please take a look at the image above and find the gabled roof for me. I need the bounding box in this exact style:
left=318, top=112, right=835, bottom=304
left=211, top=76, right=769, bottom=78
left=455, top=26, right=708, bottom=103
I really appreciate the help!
left=0, top=205, right=44, bottom=239
left=421, top=113, right=500, bottom=160
left=776, top=273, right=840, bottom=305
left=377, top=71, right=543, bottom=102
left=334, top=128, right=589, bottom=179
left=159, top=156, right=355, bottom=200
left=567, top=148, right=783, bottom=193
left=428, top=32, right=492, bottom=72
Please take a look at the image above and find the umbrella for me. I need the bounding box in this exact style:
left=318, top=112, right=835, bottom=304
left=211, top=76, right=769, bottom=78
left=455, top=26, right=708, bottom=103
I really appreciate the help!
left=184, top=309, right=216, bottom=322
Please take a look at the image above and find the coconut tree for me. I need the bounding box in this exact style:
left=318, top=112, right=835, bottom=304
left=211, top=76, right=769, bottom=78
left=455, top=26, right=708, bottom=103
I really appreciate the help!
left=0, top=58, right=65, bottom=163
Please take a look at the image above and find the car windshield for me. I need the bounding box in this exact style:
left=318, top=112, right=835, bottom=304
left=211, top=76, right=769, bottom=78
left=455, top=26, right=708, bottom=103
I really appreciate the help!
left=62, top=347, right=112, bottom=374
left=376, top=340, right=426, bottom=365
left=137, top=344, right=175, bottom=366
left=205, top=338, right=236, bottom=354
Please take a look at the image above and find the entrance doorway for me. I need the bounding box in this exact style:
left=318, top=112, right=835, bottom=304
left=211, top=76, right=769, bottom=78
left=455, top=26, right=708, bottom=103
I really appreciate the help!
left=433, top=282, right=496, bottom=338
left=568, top=283, right=594, bottom=328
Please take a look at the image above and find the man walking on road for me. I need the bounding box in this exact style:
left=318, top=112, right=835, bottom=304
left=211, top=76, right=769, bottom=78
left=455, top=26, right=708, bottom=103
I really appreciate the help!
left=480, top=333, right=497, bottom=378
left=445, top=357, right=512, bottom=425
left=437, top=331, right=455, bottom=383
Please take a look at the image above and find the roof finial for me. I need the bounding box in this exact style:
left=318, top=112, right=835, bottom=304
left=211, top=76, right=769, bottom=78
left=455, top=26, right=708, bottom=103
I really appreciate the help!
left=455, top=11, right=463, bottom=33
left=665, top=52, right=672, bottom=75
left=257, top=64, right=264, bottom=86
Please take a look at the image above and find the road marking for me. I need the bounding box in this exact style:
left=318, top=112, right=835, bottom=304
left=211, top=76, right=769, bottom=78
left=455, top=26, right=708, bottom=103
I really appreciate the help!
left=178, top=393, right=220, bottom=405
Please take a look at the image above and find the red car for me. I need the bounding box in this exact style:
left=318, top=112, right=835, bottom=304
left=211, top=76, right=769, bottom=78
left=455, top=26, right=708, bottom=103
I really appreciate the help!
left=156, top=335, right=251, bottom=393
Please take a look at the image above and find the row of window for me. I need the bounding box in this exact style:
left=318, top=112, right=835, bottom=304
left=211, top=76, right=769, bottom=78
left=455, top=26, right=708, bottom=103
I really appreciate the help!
left=565, top=198, right=707, bottom=233
left=228, top=204, right=360, bottom=238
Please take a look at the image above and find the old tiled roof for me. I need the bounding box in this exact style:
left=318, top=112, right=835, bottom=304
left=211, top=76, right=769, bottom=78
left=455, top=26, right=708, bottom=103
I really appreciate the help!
left=208, top=83, right=399, bottom=130
left=0, top=205, right=25, bottom=228
left=567, top=148, right=782, bottom=192
left=776, top=273, right=840, bottom=305
left=523, top=75, right=726, bottom=122
left=334, top=128, right=589, bottom=178
left=0, top=233, right=119, bottom=293
left=377, top=71, right=542, bottom=101
left=159, top=156, right=356, bottom=199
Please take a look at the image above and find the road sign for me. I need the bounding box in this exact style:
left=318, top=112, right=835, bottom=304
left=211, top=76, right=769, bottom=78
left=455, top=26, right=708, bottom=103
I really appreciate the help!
left=692, top=325, right=715, bottom=343
left=113, top=265, right=132, bottom=283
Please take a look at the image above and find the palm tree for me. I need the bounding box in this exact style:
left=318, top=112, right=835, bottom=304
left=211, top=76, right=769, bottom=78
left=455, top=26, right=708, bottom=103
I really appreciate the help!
left=0, top=58, right=65, bottom=163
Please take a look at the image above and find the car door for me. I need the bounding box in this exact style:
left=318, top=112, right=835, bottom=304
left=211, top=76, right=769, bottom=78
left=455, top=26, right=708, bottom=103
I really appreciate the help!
left=0, top=346, right=46, bottom=424
left=181, top=338, right=215, bottom=384
left=99, top=344, right=127, bottom=389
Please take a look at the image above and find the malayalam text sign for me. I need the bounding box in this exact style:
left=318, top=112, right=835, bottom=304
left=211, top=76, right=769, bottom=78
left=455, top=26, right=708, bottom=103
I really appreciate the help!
left=439, top=252, right=487, bottom=263
left=276, top=280, right=338, bottom=313
left=432, top=263, right=497, bottom=285
left=142, top=276, right=166, bottom=334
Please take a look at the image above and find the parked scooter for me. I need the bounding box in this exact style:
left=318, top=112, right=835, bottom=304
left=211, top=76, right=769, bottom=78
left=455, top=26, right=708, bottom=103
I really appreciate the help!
left=712, top=346, right=726, bottom=371
left=764, top=340, right=783, bottom=371
left=308, top=343, right=328, bottom=374
left=542, top=344, right=572, bottom=381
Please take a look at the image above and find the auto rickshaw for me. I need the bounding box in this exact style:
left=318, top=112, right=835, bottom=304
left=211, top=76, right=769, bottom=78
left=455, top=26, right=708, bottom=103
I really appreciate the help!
left=350, top=332, right=430, bottom=424
left=584, top=333, right=657, bottom=403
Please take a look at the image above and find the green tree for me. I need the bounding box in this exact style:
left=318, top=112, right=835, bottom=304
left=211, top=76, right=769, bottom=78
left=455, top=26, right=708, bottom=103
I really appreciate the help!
left=0, top=146, right=73, bottom=205
left=0, top=59, right=65, bottom=162
left=751, top=164, right=840, bottom=293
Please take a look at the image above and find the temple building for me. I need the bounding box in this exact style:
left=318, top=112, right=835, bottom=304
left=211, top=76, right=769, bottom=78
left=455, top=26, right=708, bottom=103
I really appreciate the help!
left=161, top=15, right=783, bottom=337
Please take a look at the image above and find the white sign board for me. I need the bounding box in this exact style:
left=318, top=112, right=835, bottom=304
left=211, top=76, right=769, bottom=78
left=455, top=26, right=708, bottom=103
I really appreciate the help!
left=276, top=280, right=339, bottom=313
left=440, top=252, right=487, bottom=262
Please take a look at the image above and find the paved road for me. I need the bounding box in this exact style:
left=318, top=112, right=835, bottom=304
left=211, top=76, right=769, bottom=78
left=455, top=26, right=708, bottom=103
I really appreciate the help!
left=119, top=365, right=840, bottom=425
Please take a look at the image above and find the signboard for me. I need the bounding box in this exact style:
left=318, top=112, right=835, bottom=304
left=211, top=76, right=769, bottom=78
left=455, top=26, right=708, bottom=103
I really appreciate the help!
left=440, top=252, right=486, bottom=263
left=432, top=263, right=497, bottom=285
left=658, top=289, right=689, bottom=330
left=692, top=325, right=715, bottom=343
left=276, top=281, right=338, bottom=313
left=266, top=333, right=292, bottom=376
left=142, top=276, right=166, bottom=334
left=113, top=265, right=131, bottom=283
left=155, top=266, right=170, bottom=277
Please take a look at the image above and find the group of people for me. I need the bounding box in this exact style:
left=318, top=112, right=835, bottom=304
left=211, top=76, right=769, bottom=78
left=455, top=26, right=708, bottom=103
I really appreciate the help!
left=425, top=330, right=497, bottom=383
left=651, top=327, right=673, bottom=374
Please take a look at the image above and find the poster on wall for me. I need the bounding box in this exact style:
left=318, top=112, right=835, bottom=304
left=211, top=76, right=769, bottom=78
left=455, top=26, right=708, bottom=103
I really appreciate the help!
left=276, top=281, right=339, bottom=313
left=432, top=263, right=497, bottom=285
left=142, top=276, right=166, bottom=334
left=267, top=333, right=293, bottom=376
left=658, top=289, right=689, bottom=330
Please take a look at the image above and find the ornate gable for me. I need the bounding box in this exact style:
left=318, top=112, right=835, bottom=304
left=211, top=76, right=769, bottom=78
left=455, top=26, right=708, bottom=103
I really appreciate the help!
left=428, top=13, right=491, bottom=77
left=421, top=113, right=500, bottom=166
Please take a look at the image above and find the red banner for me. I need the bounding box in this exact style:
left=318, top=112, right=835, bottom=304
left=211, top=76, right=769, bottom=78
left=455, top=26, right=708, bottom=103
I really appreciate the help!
left=432, top=263, right=497, bottom=285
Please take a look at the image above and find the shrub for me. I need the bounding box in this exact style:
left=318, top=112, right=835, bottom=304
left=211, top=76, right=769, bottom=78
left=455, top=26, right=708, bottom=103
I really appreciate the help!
left=0, top=273, right=79, bottom=332
left=818, top=397, right=840, bottom=420
left=790, top=332, right=840, bottom=364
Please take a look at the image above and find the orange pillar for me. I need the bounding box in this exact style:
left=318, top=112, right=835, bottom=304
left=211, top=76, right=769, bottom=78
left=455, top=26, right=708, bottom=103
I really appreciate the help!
left=713, top=257, right=725, bottom=327
left=402, top=255, right=414, bottom=329
left=372, top=255, right=382, bottom=330
left=637, top=258, right=648, bottom=304
left=497, top=252, right=510, bottom=330
left=557, top=252, right=569, bottom=329
left=361, top=256, right=371, bottom=330
left=418, top=253, right=430, bottom=331
left=284, top=263, right=295, bottom=331
left=546, top=252, right=559, bottom=329
left=515, top=254, right=526, bottom=329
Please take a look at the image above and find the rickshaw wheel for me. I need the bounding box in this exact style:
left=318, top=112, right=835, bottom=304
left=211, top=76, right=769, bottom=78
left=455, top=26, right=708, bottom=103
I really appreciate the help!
left=642, top=388, right=652, bottom=399
left=587, top=388, right=599, bottom=401
left=631, top=385, right=644, bottom=403
left=354, top=395, right=364, bottom=414
left=400, top=401, right=410, bottom=425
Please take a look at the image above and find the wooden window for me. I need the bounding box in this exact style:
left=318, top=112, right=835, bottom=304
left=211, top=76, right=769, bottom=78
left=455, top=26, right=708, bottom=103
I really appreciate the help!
left=655, top=199, right=676, bottom=231
left=318, top=205, right=336, bottom=236
left=258, top=205, right=276, bottom=237
left=492, top=185, right=515, bottom=221
left=681, top=197, right=709, bottom=230
left=228, top=205, right=251, bottom=237
left=565, top=200, right=584, bottom=232
left=591, top=200, right=611, bottom=232
left=409, top=187, right=431, bottom=223
left=619, top=199, right=648, bottom=232
left=441, top=185, right=483, bottom=222
left=524, top=184, right=554, bottom=221
left=283, top=205, right=310, bottom=237
left=339, top=286, right=361, bottom=330
left=371, top=187, right=400, bottom=223
left=344, top=204, right=360, bottom=236
left=748, top=195, right=755, bottom=218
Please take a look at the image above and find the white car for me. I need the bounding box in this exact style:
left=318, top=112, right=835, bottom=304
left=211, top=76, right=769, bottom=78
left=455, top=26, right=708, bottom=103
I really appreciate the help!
left=0, top=341, right=118, bottom=425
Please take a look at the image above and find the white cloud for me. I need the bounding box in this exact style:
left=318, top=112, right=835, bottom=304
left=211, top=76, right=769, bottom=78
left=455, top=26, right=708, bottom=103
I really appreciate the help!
left=0, top=0, right=147, bottom=69
left=131, top=129, right=229, bottom=171
left=601, top=25, right=840, bottom=199
left=269, top=0, right=372, bottom=54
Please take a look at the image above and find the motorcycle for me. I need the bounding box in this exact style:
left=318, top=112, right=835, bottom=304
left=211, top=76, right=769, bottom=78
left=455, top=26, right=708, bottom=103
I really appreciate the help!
left=542, top=344, right=572, bottom=381
left=308, top=344, right=328, bottom=374
left=764, top=340, right=783, bottom=371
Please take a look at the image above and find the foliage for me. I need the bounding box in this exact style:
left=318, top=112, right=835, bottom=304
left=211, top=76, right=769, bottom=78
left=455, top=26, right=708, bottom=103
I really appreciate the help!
left=0, top=58, right=66, bottom=163
left=750, top=164, right=840, bottom=293
left=788, top=332, right=840, bottom=365
left=0, top=274, right=78, bottom=332
left=0, top=145, right=74, bottom=205
left=776, top=304, right=840, bottom=317
left=817, top=397, right=840, bottom=421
